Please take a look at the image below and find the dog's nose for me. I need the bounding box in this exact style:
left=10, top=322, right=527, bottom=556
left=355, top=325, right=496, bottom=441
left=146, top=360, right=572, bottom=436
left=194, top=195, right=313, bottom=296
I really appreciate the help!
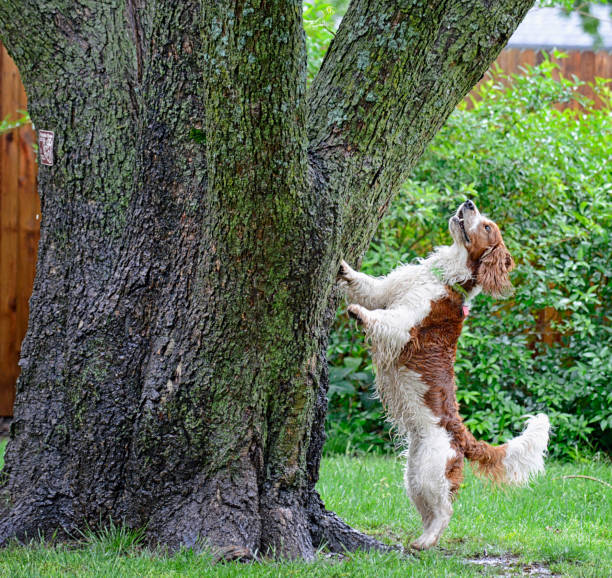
left=464, top=199, right=475, bottom=210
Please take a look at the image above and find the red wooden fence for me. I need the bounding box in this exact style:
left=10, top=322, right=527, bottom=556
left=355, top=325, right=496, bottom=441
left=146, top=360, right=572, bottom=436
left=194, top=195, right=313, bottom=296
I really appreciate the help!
left=0, top=44, right=39, bottom=416
left=0, top=44, right=610, bottom=416
left=485, top=48, right=612, bottom=109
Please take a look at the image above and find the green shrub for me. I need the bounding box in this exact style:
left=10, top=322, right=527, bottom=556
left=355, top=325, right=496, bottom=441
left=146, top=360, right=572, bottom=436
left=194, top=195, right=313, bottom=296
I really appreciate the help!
left=326, top=55, right=612, bottom=460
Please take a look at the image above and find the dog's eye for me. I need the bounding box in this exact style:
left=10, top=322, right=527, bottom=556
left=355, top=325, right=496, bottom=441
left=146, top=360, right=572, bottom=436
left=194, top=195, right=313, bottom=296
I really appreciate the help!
left=484, top=225, right=491, bottom=232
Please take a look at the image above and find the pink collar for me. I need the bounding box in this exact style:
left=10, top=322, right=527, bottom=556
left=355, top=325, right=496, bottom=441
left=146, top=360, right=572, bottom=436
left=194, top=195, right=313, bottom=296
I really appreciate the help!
left=462, top=304, right=470, bottom=318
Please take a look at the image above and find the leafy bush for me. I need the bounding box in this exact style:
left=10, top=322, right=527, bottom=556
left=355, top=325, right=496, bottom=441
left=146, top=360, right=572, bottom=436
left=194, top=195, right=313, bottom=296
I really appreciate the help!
left=326, top=56, right=612, bottom=460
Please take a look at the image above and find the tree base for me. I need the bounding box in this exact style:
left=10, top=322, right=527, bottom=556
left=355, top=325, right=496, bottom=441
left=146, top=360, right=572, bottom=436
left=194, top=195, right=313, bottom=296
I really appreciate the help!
left=0, top=487, right=394, bottom=561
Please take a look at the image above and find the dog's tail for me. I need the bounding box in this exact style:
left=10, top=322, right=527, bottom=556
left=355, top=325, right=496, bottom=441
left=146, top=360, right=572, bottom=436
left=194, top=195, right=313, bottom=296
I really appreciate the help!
left=459, top=414, right=550, bottom=484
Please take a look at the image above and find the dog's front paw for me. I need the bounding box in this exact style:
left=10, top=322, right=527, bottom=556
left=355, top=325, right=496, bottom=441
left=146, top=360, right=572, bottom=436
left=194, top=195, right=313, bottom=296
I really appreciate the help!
left=347, top=304, right=369, bottom=327
left=338, top=260, right=355, bottom=284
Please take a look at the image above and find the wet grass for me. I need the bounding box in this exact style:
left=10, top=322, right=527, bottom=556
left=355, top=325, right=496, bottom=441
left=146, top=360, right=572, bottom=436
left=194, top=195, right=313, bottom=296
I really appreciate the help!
left=0, top=445, right=610, bottom=576
left=320, top=455, right=612, bottom=576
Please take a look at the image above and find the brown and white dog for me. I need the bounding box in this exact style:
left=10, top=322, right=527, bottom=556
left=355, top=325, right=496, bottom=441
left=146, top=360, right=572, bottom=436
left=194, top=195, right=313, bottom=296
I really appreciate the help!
left=339, top=200, right=549, bottom=550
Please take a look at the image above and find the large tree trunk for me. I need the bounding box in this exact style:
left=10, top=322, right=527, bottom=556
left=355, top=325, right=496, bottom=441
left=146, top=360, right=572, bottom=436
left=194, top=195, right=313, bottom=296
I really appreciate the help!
left=0, top=0, right=533, bottom=559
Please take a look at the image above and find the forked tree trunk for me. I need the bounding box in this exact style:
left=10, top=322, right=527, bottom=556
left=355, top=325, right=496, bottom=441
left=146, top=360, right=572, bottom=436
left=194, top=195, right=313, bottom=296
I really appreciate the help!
left=0, top=0, right=533, bottom=559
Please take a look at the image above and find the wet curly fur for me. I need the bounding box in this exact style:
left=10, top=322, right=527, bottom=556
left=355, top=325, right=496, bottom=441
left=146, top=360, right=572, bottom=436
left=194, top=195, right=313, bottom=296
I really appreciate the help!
left=338, top=201, right=549, bottom=550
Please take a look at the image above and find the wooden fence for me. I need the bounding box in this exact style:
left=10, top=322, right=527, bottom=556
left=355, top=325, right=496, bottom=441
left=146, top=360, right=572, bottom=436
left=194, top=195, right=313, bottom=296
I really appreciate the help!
left=0, top=44, right=610, bottom=416
left=477, top=48, right=612, bottom=108
left=0, top=44, right=39, bottom=416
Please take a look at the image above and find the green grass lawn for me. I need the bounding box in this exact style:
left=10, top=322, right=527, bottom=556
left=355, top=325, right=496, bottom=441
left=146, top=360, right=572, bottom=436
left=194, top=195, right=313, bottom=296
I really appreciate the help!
left=0, top=441, right=610, bottom=576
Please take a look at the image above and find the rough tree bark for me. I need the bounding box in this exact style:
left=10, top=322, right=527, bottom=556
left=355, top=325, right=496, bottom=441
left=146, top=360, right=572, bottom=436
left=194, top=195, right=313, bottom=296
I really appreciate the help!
left=0, top=0, right=533, bottom=559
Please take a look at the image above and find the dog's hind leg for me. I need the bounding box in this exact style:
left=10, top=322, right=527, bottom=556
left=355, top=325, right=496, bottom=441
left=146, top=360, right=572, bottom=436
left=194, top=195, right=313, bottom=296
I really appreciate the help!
left=404, top=445, right=433, bottom=529
left=403, top=437, right=434, bottom=530
left=405, top=427, right=456, bottom=550
left=410, top=492, right=452, bottom=551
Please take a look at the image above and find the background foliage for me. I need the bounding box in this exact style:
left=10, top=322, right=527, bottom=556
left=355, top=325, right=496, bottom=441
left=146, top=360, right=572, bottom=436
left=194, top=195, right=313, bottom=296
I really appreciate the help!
left=307, top=19, right=612, bottom=458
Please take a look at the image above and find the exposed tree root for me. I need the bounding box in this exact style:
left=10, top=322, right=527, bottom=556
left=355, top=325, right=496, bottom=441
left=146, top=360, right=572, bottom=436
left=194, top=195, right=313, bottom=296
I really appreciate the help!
left=306, top=492, right=398, bottom=555
left=0, top=501, right=73, bottom=548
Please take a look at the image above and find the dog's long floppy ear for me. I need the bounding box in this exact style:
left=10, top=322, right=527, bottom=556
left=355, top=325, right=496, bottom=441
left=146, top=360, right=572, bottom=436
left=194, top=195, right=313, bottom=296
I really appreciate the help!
left=477, top=244, right=515, bottom=298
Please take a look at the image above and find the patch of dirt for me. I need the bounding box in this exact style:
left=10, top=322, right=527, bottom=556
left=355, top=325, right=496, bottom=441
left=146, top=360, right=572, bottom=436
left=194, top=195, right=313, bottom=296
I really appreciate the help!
left=464, top=553, right=559, bottom=577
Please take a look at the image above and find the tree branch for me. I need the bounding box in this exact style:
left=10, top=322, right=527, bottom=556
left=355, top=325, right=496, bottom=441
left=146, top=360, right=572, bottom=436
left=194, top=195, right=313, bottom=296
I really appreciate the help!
left=307, top=0, right=535, bottom=260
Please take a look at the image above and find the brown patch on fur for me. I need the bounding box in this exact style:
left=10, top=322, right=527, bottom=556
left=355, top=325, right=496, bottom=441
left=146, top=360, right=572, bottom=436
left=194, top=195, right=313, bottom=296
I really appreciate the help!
left=464, top=219, right=515, bottom=297
left=477, top=244, right=514, bottom=298
left=400, top=288, right=507, bottom=490
left=445, top=451, right=465, bottom=497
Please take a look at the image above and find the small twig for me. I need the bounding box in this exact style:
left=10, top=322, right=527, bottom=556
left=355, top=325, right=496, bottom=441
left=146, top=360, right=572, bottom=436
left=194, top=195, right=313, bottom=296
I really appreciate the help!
left=554, top=475, right=612, bottom=489
left=322, top=25, right=336, bottom=37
